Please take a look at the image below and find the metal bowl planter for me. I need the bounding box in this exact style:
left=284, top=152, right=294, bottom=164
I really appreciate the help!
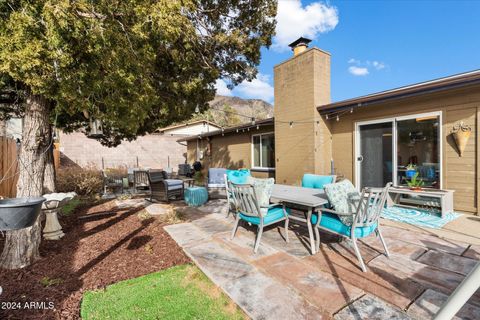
left=0, top=197, right=46, bottom=231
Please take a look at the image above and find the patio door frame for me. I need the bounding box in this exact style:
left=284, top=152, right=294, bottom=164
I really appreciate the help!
left=354, top=111, right=443, bottom=190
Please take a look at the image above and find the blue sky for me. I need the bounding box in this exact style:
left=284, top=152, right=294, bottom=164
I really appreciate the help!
left=215, top=0, right=480, bottom=104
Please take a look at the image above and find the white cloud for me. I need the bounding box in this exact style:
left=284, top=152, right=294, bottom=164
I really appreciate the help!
left=272, top=0, right=339, bottom=51
left=214, top=74, right=274, bottom=103
left=215, top=79, right=233, bottom=96
left=348, top=66, right=369, bottom=76
left=347, top=58, right=387, bottom=76
left=234, top=74, right=274, bottom=103
left=372, top=61, right=385, bottom=70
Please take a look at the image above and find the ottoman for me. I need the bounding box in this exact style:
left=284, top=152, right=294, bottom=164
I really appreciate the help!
left=184, top=187, right=208, bottom=207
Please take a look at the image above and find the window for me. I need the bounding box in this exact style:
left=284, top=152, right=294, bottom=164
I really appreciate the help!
left=252, top=133, right=275, bottom=169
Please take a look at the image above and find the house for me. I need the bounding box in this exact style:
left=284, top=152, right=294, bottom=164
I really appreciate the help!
left=181, top=38, right=480, bottom=214
left=59, top=120, right=220, bottom=170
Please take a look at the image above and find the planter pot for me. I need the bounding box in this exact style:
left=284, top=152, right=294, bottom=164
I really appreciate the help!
left=0, top=197, right=46, bottom=231
left=406, top=170, right=417, bottom=179
left=409, top=187, right=422, bottom=191
left=453, top=128, right=471, bottom=157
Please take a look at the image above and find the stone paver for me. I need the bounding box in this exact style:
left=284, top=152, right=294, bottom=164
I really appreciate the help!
left=305, top=246, right=424, bottom=310
left=223, top=271, right=326, bottom=320
left=360, top=234, right=426, bottom=260
left=145, top=203, right=173, bottom=215
left=191, top=216, right=232, bottom=235
left=334, top=295, right=411, bottom=320
left=255, top=252, right=364, bottom=314
left=463, top=245, right=480, bottom=260
left=184, top=241, right=254, bottom=286
left=368, top=254, right=480, bottom=306
left=408, top=289, right=480, bottom=320
left=213, top=231, right=279, bottom=261
left=381, top=225, right=468, bottom=256
left=165, top=208, right=480, bottom=320
left=417, top=250, right=478, bottom=276
left=163, top=223, right=209, bottom=246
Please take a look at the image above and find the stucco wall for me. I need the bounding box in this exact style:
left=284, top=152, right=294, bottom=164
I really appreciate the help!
left=59, top=131, right=187, bottom=170
left=328, top=86, right=480, bottom=214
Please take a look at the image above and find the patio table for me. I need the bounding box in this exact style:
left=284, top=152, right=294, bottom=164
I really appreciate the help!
left=270, top=184, right=328, bottom=254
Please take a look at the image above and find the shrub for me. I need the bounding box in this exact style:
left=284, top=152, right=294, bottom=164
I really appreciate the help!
left=56, top=165, right=104, bottom=196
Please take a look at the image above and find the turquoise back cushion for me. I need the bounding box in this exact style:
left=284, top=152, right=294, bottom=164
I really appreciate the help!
left=226, top=169, right=251, bottom=184
left=246, top=176, right=274, bottom=208
left=324, top=179, right=360, bottom=226
left=302, top=174, right=335, bottom=189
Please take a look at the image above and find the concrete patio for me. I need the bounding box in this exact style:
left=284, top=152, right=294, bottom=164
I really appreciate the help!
left=164, top=200, right=480, bottom=319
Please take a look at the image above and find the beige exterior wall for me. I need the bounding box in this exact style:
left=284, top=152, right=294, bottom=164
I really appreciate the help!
left=328, top=86, right=480, bottom=214
left=186, top=125, right=275, bottom=179
left=59, top=131, right=186, bottom=170
left=274, top=48, right=332, bottom=185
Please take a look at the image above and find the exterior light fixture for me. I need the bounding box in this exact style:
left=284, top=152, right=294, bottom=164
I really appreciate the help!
left=195, top=105, right=200, bottom=113
left=336, top=115, right=339, bottom=122
left=326, top=114, right=329, bottom=120
left=236, top=129, right=239, bottom=133
left=256, top=125, right=259, bottom=130
left=289, top=121, right=293, bottom=128
left=350, top=107, right=354, bottom=113
left=251, top=117, right=256, bottom=125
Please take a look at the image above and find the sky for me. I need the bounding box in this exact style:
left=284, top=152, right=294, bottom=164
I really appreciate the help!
left=215, top=0, right=480, bottom=104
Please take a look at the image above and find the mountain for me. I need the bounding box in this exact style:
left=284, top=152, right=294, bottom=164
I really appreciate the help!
left=202, top=95, right=273, bottom=127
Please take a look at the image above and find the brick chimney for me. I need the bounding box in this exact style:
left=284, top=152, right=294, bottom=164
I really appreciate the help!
left=274, top=37, right=332, bottom=185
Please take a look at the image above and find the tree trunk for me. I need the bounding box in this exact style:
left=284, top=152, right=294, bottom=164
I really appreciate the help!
left=0, top=119, right=6, bottom=137
left=0, top=93, right=50, bottom=269
left=43, top=127, right=56, bottom=194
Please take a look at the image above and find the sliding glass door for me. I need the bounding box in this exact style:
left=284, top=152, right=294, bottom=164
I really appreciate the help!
left=356, top=112, right=441, bottom=189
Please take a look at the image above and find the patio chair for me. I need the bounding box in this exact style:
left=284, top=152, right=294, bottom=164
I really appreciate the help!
left=133, top=169, right=149, bottom=192
left=224, top=169, right=252, bottom=218
left=206, top=168, right=227, bottom=199
left=102, top=170, right=124, bottom=194
left=312, top=180, right=392, bottom=272
left=147, top=170, right=184, bottom=202
left=230, top=182, right=289, bottom=253
left=301, top=173, right=336, bottom=189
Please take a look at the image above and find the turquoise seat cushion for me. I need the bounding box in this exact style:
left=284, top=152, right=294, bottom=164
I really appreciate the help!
left=226, top=169, right=251, bottom=184
left=246, top=176, right=275, bottom=207
left=302, top=174, right=335, bottom=189
left=239, top=205, right=289, bottom=225
left=324, top=179, right=360, bottom=226
left=311, top=212, right=376, bottom=238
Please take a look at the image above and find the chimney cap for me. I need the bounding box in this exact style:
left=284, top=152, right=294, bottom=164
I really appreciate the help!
left=288, top=37, right=312, bottom=49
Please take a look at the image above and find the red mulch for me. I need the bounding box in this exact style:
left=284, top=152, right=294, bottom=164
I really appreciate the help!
left=0, top=199, right=190, bottom=320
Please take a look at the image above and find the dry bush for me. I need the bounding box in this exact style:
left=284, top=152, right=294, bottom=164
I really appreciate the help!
left=56, top=165, right=104, bottom=196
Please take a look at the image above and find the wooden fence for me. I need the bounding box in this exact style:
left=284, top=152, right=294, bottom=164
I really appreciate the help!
left=0, top=137, right=19, bottom=198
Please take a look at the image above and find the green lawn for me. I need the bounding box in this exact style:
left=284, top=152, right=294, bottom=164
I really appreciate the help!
left=81, top=264, right=246, bottom=320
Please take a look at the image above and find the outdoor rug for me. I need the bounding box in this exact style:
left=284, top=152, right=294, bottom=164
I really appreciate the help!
left=382, top=206, right=461, bottom=229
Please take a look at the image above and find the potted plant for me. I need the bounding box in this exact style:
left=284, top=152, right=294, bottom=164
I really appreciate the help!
left=405, top=163, right=417, bottom=179
left=0, top=197, right=45, bottom=231
left=407, top=172, right=424, bottom=191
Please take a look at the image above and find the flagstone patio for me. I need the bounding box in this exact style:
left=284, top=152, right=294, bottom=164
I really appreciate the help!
left=165, top=200, right=480, bottom=320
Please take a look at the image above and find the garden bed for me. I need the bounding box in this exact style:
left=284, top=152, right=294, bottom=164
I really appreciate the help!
left=0, top=197, right=190, bottom=319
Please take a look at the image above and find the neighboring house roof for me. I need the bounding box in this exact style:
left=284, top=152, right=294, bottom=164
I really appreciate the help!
left=156, top=120, right=221, bottom=133
left=317, top=69, right=480, bottom=113
left=178, top=117, right=274, bottom=142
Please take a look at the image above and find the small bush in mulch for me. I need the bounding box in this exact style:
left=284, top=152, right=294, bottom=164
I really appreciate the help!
left=80, top=264, right=246, bottom=320
left=56, top=165, right=104, bottom=196
left=0, top=198, right=190, bottom=319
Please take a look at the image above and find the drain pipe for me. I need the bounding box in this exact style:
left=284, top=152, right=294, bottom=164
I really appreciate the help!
left=434, top=261, right=480, bottom=320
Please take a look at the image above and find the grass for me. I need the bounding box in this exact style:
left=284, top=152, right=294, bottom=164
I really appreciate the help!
left=81, top=264, right=246, bottom=320
left=59, top=198, right=83, bottom=216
